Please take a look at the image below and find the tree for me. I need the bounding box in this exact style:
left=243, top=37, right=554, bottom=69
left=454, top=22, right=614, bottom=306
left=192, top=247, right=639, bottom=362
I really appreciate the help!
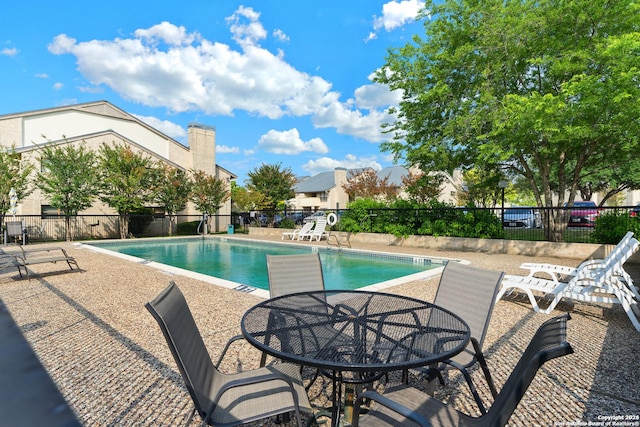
left=401, top=170, right=445, bottom=204
left=457, top=169, right=506, bottom=209
left=376, top=0, right=640, bottom=241
left=98, top=143, right=158, bottom=239
left=230, top=182, right=266, bottom=212
left=37, top=142, right=101, bottom=241
left=190, top=170, right=230, bottom=233
left=155, top=165, right=192, bottom=236
left=342, top=169, right=396, bottom=201
left=246, top=163, right=296, bottom=225
left=0, top=146, right=34, bottom=230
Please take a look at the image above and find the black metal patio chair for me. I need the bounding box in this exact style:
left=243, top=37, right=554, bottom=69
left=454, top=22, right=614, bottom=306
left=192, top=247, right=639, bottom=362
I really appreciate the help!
left=411, top=262, right=505, bottom=412
left=351, top=314, right=574, bottom=426
left=145, top=281, right=313, bottom=427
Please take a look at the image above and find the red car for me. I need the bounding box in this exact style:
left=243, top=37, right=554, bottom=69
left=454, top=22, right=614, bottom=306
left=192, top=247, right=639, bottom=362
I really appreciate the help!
left=566, top=201, right=599, bottom=227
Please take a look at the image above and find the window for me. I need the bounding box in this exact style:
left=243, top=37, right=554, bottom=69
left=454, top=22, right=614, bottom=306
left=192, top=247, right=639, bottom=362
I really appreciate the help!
left=152, top=207, right=166, bottom=218
left=41, top=205, right=63, bottom=218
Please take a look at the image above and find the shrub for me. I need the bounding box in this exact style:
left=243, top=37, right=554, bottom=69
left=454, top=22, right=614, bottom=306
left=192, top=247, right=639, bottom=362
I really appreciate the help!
left=592, top=211, right=640, bottom=244
left=128, top=208, right=153, bottom=237
left=279, top=218, right=295, bottom=229
left=177, top=220, right=200, bottom=235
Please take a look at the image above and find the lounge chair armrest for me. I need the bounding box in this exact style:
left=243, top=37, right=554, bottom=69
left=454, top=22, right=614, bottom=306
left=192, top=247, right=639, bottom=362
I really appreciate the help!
left=214, top=334, right=246, bottom=368
left=352, top=390, right=432, bottom=427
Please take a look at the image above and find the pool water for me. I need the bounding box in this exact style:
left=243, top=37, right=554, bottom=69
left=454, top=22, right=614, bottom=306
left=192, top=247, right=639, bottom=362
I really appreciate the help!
left=90, top=237, right=442, bottom=291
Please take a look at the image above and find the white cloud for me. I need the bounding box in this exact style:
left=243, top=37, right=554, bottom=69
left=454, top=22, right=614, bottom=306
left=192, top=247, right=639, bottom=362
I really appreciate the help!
left=1, top=47, right=17, bottom=56
left=371, top=0, right=422, bottom=35
left=216, top=144, right=240, bottom=154
left=258, top=128, right=328, bottom=155
left=303, top=154, right=382, bottom=176
left=354, top=82, right=402, bottom=109
left=47, top=6, right=398, bottom=142
left=135, top=21, right=198, bottom=46
left=312, top=101, right=395, bottom=142
left=53, top=82, right=63, bottom=90
left=133, top=114, right=187, bottom=139
left=273, top=29, right=289, bottom=42
left=226, top=6, right=267, bottom=46
left=35, top=73, right=49, bottom=79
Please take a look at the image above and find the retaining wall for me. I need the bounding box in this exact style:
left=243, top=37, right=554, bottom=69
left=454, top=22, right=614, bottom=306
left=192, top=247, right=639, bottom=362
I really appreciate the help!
left=249, top=227, right=640, bottom=264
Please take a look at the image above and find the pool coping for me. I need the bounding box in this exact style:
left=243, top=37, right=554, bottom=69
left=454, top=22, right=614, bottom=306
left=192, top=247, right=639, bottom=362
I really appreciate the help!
left=79, top=236, right=466, bottom=298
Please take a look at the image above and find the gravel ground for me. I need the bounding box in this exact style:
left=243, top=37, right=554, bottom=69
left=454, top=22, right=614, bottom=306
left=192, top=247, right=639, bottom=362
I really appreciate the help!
left=0, top=235, right=639, bottom=426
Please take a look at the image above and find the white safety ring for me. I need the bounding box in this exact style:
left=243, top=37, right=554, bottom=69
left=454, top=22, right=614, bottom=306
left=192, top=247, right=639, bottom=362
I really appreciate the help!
left=327, top=213, right=338, bottom=226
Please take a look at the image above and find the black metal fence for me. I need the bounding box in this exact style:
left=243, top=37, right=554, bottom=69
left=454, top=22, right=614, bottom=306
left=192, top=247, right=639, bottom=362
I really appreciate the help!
left=1, top=214, right=231, bottom=243
left=2, top=205, right=639, bottom=244
left=240, top=205, right=640, bottom=244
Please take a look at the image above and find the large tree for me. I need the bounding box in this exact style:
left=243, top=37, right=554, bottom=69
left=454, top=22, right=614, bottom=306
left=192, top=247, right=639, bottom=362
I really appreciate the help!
left=0, top=146, right=34, bottom=231
left=155, top=165, right=192, bottom=236
left=246, top=162, right=295, bottom=212
left=189, top=170, right=230, bottom=233
left=230, top=182, right=267, bottom=212
left=342, top=169, right=396, bottom=202
left=37, top=142, right=101, bottom=241
left=98, top=143, right=158, bottom=239
left=376, top=0, right=640, bottom=241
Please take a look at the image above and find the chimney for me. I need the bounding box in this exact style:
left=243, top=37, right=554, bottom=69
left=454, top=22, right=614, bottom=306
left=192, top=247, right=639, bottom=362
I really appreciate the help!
left=188, top=123, right=216, bottom=175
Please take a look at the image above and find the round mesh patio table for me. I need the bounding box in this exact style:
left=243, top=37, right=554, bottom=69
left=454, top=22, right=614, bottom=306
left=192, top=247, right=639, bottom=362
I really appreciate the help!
left=241, top=290, right=470, bottom=426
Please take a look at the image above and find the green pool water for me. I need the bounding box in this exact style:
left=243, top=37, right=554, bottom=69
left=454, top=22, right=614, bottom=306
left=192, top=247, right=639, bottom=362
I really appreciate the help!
left=90, top=237, right=443, bottom=290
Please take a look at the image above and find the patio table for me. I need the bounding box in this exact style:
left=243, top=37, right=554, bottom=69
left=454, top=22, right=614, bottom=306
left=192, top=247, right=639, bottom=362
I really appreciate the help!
left=241, top=290, right=470, bottom=426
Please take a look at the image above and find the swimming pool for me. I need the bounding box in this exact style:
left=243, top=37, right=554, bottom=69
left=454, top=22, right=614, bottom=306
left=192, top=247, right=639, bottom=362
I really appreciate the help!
left=87, top=237, right=448, bottom=296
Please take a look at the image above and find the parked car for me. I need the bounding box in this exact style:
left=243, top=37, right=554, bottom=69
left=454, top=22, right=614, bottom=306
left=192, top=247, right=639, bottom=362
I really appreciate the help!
left=630, top=204, right=640, bottom=219
left=566, top=201, right=599, bottom=227
left=254, top=213, right=282, bottom=227
left=285, top=212, right=305, bottom=225
left=503, top=207, right=541, bottom=229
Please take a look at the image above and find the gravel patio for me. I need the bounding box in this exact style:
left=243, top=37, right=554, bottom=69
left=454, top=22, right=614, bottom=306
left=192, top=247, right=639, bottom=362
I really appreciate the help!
left=0, top=236, right=638, bottom=426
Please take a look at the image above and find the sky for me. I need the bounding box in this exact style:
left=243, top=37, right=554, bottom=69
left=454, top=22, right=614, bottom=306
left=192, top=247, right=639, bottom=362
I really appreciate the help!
left=0, top=1, right=427, bottom=185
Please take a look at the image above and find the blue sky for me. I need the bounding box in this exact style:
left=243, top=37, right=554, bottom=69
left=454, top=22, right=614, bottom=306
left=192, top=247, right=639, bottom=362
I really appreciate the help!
left=1, top=1, right=427, bottom=185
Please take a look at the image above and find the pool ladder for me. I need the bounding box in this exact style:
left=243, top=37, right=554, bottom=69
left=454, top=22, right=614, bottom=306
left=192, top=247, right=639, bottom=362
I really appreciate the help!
left=327, top=231, right=351, bottom=248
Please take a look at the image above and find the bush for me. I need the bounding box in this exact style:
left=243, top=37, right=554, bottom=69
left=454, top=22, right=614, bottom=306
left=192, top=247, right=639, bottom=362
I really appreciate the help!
left=338, top=198, right=503, bottom=239
left=592, top=211, right=640, bottom=244
left=128, top=208, right=153, bottom=236
left=177, top=220, right=200, bottom=235
left=279, top=218, right=296, bottom=229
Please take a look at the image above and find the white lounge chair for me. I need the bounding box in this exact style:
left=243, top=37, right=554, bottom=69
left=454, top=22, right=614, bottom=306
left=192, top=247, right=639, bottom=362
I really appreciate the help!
left=306, top=218, right=329, bottom=241
left=519, top=231, right=636, bottom=285
left=517, top=231, right=639, bottom=301
left=497, top=237, right=640, bottom=331
left=281, top=221, right=314, bottom=240
left=295, top=221, right=317, bottom=240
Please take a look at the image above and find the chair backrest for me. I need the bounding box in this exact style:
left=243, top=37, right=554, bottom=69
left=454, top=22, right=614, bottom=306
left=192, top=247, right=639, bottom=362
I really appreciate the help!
left=434, top=262, right=505, bottom=364
left=145, top=282, right=217, bottom=419
left=582, top=237, right=640, bottom=285
left=266, top=253, right=325, bottom=298
left=297, top=222, right=315, bottom=234
left=484, top=314, right=573, bottom=426
left=600, top=233, right=638, bottom=270
left=311, top=219, right=327, bottom=236
left=6, top=221, right=23, bottom=238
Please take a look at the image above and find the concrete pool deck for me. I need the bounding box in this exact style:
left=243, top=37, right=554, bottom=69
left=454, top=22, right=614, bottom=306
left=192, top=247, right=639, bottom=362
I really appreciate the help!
left=0, top=236, right=639, bottom=426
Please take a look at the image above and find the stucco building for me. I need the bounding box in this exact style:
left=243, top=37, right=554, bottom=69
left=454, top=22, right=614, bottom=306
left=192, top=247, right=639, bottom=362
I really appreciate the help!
left=290, top=165, right=463, bottom=212
left=0, top=100, right=235, bottom=238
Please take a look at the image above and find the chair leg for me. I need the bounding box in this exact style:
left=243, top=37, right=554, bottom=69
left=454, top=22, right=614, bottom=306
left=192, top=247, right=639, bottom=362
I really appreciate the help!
left=474, top=348, right=498, bottom=399
left=183, top=406, right=196, bottom=426
left=459, top=368, right=488, bottom=415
